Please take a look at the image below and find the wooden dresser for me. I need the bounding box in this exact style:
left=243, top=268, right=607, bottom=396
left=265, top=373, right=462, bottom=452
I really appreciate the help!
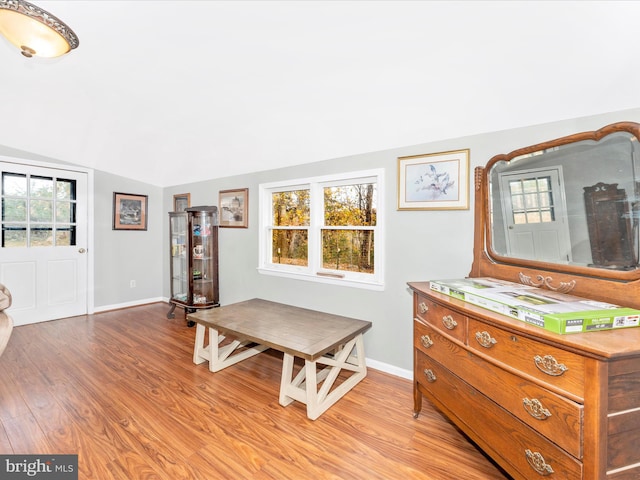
left=410, top=281, right=640, bottom=479
left=410, top=123, right=640, bottom=480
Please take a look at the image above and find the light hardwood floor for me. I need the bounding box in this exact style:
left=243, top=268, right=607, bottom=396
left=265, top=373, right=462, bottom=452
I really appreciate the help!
left=0, top=302, right=510, bottom=479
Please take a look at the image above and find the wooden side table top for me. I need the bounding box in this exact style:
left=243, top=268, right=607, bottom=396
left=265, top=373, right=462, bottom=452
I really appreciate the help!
left=187, top=298, right=372, bottom=361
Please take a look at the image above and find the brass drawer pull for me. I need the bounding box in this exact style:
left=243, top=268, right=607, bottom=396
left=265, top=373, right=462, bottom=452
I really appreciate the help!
left=474, top=331, right=497, bottom=348
left=423, top=369, right=436, bottom=383
left=420, top=335, right=434, bottom=349
left=418, top=302, right=428, bottom=314
left=523, top=398, right=552, bottom=420
left=442, top=315, right=457, bottom=330
left=524, top=449, right=554, bottom=476
left=534, top=354, right=568, bottom=376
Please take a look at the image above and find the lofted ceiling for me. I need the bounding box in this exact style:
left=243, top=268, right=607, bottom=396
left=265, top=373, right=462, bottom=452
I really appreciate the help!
left=1, top=1, right=639, bottom=187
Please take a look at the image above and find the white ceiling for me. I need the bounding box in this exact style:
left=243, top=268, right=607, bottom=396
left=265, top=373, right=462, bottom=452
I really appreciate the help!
left=1, top=1, right=639, bottom=187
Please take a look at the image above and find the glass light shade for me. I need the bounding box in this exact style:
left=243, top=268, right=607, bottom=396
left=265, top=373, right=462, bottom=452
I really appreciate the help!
left=0, top=1, right=78, bottom=58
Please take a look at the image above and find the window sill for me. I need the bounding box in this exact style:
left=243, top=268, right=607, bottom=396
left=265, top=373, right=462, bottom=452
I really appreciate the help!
left=257, top=267, right=384, bottom=291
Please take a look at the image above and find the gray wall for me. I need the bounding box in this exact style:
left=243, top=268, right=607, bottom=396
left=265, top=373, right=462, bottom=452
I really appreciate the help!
left=93, top=171, right=163, bottom=308
left=4, top=108, right=640, bottom=376
left=163, top=108, right=640, bottom=375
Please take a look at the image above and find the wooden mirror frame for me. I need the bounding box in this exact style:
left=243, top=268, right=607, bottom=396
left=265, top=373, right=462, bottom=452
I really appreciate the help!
left=469, top=121, right=640, bottom=309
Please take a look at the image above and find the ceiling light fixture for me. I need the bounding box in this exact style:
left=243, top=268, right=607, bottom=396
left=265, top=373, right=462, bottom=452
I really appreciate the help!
left=0, top=0, right=78, bottom=58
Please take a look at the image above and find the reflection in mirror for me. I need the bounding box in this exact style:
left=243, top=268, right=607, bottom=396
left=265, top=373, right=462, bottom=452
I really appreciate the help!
left=489, top=128, right=640, bottom=271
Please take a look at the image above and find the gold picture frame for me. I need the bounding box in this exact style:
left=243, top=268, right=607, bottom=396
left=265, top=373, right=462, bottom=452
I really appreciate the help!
left=219, top=188, right=248, bottom=228
left=397, top=149, right=470, bottom=210
left=113, top=192, right=148, bottom=230
left=173, top=193, right=191, bottom=212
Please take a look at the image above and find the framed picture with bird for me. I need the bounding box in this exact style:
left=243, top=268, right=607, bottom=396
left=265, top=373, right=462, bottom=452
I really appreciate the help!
left=397, top=149, right=469, bottom=210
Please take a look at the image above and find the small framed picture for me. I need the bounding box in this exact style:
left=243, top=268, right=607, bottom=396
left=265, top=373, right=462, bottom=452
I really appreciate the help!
left=219, top=188, right=248, bottom=228
left=397, top=149, right=470, bottom=210
left=113, top=192, right=148, bottom=230
left=173, top=193, right=190, bottom=212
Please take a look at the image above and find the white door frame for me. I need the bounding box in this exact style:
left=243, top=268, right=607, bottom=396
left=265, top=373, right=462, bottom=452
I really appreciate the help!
left=0, top=155, right=94, bottom=318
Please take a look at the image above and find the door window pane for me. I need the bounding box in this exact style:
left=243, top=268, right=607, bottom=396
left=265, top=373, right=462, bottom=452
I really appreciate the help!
left=3, top=173, right=26, bottom=196
left=2, top=225, right=26, bottom=247
left=56, top=179, right=74, bottom=199
left=30, top=176, right=53, bottom=198
left=541, top=210, right=554, bottom=222
left=526, top=211, right=541, bottom=223
left=3, top=198, right=27, bottom=222
left=56, top=201, right=75, bottom=223
left=30, top=199, right=53, bottom=222
left=56, top=227, right=75, bottom=246
left=31, top=225, right=53, bottom=247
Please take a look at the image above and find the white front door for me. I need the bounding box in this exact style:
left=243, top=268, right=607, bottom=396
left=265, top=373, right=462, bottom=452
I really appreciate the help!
left=0, top=162, right=88, bottom=326
left=499, top=167, right=572, bottom=264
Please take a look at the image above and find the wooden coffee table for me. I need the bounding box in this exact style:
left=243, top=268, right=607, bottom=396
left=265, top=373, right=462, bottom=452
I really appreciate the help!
left=188, top=298, right=372, bottom=420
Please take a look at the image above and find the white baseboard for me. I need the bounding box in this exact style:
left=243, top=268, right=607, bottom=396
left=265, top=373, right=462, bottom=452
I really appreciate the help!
left=93, top=297, right=165, bottom=313
left=96, top=298, right=414, bottom=381
left=366, top=358, right=412, bottom=380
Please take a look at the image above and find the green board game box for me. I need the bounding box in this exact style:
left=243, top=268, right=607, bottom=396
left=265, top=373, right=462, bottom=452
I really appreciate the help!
left=516, top=304, right=640, bottom=334
left=429, top=277, right=640, bottom=334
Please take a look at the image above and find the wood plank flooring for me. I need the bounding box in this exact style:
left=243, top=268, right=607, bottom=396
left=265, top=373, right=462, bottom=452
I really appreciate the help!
left=0, top=302, right=510, bottom=479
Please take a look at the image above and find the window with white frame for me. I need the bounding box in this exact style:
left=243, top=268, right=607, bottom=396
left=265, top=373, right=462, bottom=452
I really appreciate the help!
left=258, top=169, right=384, bottom=290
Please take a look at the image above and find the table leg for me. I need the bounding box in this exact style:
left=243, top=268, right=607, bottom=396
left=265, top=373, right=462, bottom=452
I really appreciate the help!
left=193, top=323, right=208, bottom=365
left=279, top=333, right=367, bottom=420
left=192, top=323, right=268, bottom=372
left=279, top=352, right=299, bottom=407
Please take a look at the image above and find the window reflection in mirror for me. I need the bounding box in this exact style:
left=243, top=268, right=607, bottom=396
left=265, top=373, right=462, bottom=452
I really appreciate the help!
left=489, top=128, right=640, bottom=271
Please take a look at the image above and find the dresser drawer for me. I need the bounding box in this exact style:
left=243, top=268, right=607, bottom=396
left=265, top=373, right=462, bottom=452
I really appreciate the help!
left=414, top=318, right=468, bottom=359
left=467, top=318, right=585, bottom=400
left=415, top=320, right=583, bottom=458
left=415, top=294, right=467, bottom=343
left=415, top=350, right=583, bottom=480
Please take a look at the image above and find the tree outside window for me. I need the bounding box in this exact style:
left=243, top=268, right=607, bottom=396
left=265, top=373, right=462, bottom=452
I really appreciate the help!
left=322, top=183, right=376, bottom=274
left=259, top=169, right=384, bottom=290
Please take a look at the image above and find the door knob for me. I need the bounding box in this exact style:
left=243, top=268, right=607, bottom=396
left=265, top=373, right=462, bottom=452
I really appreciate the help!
left=78, top=248, right=86, bottom=253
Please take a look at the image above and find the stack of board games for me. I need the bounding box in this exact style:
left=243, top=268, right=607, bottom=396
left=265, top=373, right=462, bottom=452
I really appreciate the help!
left=429, top=277, right=640, bottom=334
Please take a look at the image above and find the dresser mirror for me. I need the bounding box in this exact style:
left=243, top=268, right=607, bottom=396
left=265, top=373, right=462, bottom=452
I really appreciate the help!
left=471, top=121, right=640, bottom=306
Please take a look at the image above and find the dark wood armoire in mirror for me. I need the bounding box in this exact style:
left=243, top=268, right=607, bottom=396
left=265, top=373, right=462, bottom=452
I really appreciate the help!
left=583, top=182, right=636, bottom=269
left=410, top=122, right=640, bottom=480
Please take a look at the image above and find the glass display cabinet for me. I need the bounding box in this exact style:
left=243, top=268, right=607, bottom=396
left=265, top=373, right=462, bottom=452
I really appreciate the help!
left=168, top=206, right=219, bottom=325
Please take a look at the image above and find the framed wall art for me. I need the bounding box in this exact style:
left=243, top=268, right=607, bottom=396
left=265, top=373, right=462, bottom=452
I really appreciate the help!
left=219, top=188, right=248, bottom=228
left=113, top=192, right=148, bottom=230
left=173, top=193, right=191, bottom=212
left=397, top=149, right=470, bottom=210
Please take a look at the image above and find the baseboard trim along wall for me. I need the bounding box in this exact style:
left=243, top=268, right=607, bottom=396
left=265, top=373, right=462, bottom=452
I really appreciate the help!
left=95, top=298, right=414, bottom=381
left=93, top=297, right=165, bottom=313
